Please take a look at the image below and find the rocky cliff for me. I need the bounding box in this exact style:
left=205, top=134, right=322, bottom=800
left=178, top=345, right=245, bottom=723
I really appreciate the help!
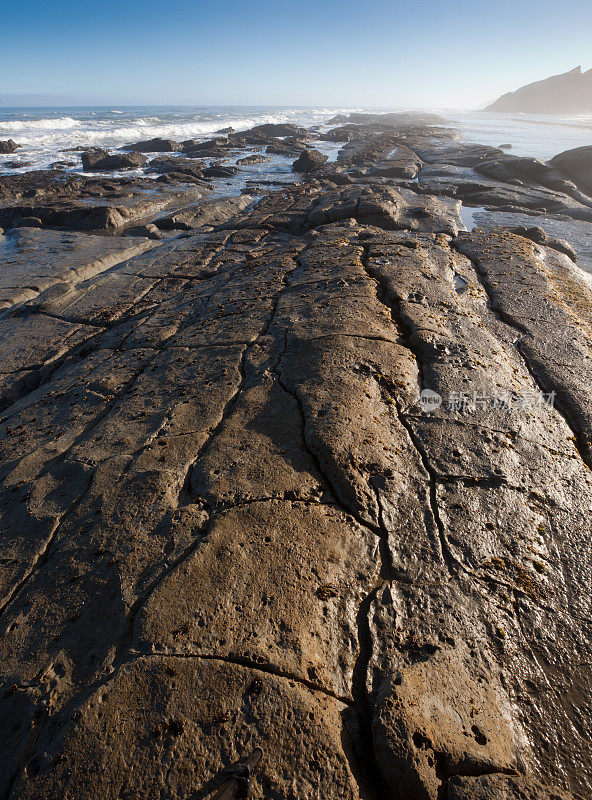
left=1, top=117, right=592, bottom=800
left=486, top=66, right=592, bottom=114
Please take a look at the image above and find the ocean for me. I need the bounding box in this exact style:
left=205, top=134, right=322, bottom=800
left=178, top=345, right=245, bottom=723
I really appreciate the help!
left=1, top=105, right=591, bottom=179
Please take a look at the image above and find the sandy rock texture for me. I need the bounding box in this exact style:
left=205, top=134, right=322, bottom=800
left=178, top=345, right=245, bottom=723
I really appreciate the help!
left=0, top=115, right=591, bottom=800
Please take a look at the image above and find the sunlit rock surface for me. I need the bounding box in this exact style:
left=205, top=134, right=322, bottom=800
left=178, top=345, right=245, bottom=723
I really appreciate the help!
left=0, top=115, right=591, bottom=800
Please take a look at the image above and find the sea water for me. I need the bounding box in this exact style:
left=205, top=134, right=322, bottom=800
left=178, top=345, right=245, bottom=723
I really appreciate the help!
left=1, top=104, right=591, bottom=179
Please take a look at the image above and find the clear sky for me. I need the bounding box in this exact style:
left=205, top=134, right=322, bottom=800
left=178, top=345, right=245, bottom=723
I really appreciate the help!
left=1, top=0, right=591, bottom=108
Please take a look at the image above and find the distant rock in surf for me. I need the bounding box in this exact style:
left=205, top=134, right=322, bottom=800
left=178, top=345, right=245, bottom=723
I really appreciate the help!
left=119, top=137, right=183, bottom=153
left=0, top=140, right=21, bottom=154
left=486, top=66, right=592, bottom=114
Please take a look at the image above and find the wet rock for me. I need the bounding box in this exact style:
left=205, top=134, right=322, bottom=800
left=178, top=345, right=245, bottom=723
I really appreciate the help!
left=154, top=194, right=254, bottom=231
left=473, top=154, right=575, bottom=194
left=81, top=149, right=147, bottom=172
left=0, top=140, right=20, bottom=154
left=146, top=156, right=205, bottom=172
left=201, top=165, right=240, bottom=178
left=369, top=145, right=422, bottom=180
left=49, top=160, right=77, bottom=169
left=1, top=160, right=33, bottom=169
left=550, top=144, right=592, bottom=196
left=180, top=137, right=232, bottom=154
left=0, top=170, right=208, bottom=231
left=266, top=138, right=311, bottom=157
left=465, top=209, right=592, bottom=272
left=292, top=148, right=328, bottom=173
left=320, top=125, right=366, bottom=142
left=14, top=216, right=43, bottom=227
left=9, top=658, right=360, bottom=800
left=247, top=122, right=308, bottom=138
left=236, top=154, right=271, bottom=166
left=120, top=137, right=182, bottom=153
left=1, top=116, right=592, bottom=800
left=0, top=226, right=156, bottom=313
left=501, top=225, right=578, bottom=261
left=145, top=156, right=205, bottom=183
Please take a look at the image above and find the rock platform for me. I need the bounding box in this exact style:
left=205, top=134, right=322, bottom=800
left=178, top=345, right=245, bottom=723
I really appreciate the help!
left=1, top=114, right=591, bottom=800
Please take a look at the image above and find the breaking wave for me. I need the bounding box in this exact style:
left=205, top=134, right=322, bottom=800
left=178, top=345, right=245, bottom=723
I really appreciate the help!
left=0, top=116, right=83, bottom=132
left=0, top=106, right=359, bottom=170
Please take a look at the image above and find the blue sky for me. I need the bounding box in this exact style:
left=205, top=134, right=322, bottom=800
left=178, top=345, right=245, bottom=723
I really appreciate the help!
left=1, top=0, right=591, bottom=108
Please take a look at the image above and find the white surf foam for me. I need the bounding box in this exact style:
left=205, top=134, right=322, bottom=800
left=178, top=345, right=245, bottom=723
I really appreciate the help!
left=0, top=107, right=359, bottom=171
left=0, top=116, right=82, bottom=132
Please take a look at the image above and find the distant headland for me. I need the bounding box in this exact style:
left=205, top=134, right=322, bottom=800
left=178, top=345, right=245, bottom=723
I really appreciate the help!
left=486, top=66, right=592, bottom=114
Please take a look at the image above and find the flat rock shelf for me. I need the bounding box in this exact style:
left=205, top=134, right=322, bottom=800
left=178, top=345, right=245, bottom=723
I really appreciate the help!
left=0, top=114, right=591, bottom=800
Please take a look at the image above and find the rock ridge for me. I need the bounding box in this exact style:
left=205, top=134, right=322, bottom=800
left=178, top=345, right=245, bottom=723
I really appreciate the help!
left=0, top=113, right=591, bottom=800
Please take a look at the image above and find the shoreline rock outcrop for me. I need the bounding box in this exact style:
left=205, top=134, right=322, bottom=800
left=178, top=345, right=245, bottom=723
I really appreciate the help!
left=81, top=148, right=148, bottom=171
left=119, top=137, right=183, bottom=153
left=0, top=112, right=591, bottom=800
left=292, top=148, right=328, bottom=172
left=550, top=145, right=592, bottom=196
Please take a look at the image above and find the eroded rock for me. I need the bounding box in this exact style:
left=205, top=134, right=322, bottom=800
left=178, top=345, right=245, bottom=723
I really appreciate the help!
left=0, top=116, right=591, bottom=800
left=0, top=140, right=20, bottom=154
left=292, top=149, right=328, bottom=173
left=81, top=149, right=148, bottom=171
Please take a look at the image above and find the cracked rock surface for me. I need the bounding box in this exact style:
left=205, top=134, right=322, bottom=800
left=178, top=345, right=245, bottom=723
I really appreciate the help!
left=1, top=117, right=591, bottom=800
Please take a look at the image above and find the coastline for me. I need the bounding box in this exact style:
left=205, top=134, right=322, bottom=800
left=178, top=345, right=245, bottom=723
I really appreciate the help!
left=3, top=105, right=592, bottom=175
left=1, top=112, right=592, bottom=800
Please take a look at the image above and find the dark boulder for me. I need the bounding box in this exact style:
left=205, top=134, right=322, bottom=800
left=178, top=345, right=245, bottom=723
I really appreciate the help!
left=181, top=138, right=231, bottom=154
left=146, top=156, right=205, bottom=175
left=0, top=140, right=20, bottom=154
left=228, top=132, right=273, bottom=146
left=550, top=145, right=592, bottom=196
left=292, top=149, right=328, bottom=173
left=321, top=173, right=355, bottom=186
left=236, top=154, right=272, bottom=166
left=202, top=165, right=240, bottom=178
left=1, top=160, right=33, bottom=169
left=320, top=126, right=364, bottom=142
left=430, top=144, right=505, bottom=168
left=184, top=147, right=232, bottom=159
left=267, top=138, right=312, bottom=157
left=81, top=149, right=147, bottom=171
left=474, top=155, right=573, bottom=193
left=120, top=138, right=182, bottom=153
left=154, top=171, right=208, bottom=186
left=370, top=161, right=420, bottom=179
left=247, top=123, right=308, bottom=138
